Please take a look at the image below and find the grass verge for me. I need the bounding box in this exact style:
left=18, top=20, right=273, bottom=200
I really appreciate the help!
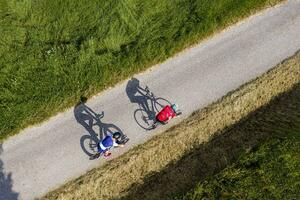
left=41, top=52, right=299, bottom=199
left=0, top=0, right=284, bottom=140
left=176, top=127, right=300, bottom=200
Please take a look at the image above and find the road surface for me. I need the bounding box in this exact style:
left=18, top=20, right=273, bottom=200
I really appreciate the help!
left=1, top=0, right=300, bottom=199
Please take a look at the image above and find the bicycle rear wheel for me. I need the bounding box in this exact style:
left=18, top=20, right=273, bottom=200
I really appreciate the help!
left=89, top=152, right=101, bottom=160
left=80, top=135, right=99, bottom=157
left=134, top=109, right=156, bottom=130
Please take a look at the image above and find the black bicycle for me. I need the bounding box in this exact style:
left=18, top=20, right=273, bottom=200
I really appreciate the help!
left=134, top=86, right=174, bottom=130
left=89, top=134, right=129, bottom=160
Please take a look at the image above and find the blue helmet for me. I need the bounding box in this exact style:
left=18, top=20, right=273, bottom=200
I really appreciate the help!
left=171, top=104, right=178, bottom=112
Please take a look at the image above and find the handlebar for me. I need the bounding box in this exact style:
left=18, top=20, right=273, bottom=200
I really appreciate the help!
left=144, top=86, right=154, bottom=97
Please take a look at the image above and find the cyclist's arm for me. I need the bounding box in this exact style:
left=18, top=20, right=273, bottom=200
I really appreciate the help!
left=113, top=140, right=124, bottom=147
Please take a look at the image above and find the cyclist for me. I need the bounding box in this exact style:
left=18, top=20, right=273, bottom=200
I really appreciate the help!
left=97, top=132, right=124, bottom=157
left=156, top=104, right=179, bottom=124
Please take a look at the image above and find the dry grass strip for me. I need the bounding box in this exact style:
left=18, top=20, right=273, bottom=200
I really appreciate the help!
left=42, top=51, right=300, bottom=200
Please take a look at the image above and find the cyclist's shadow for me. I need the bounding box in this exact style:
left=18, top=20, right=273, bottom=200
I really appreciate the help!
left=74, top=98, right=123, bottom=156
left=126, top=78, right=171, bottom=130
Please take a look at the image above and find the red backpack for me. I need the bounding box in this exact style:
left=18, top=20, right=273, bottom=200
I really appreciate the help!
left=156, top=105, right=176, bottom=122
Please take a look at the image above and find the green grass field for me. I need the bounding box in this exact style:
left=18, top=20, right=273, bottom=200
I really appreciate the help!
left=177, top=128, right=300, bottom=200
left=0, top=0, right=283, bottom=140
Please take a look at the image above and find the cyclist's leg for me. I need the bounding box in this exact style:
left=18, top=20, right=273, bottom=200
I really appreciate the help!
left=156, top=115, right=168, bottom=125
left=89, top=143, right=103, bottom=159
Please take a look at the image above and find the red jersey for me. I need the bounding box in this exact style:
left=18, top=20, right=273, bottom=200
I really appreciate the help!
left=156, top=105, right=176, bottom=122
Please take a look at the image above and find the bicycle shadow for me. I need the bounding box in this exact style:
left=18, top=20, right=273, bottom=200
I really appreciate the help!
left=126, top=78, right=171, bottom=130
left=74, top=97, right=123, bottom=156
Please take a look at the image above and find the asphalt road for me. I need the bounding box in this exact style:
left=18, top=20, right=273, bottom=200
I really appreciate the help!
left=1, top=1, right=300, bottom=199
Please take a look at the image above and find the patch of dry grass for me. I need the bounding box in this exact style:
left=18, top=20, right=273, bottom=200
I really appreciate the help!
left=42, top=51, right=300, bottom=200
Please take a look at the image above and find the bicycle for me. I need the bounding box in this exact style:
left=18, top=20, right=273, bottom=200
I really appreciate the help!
left=133, top=86, right=175, bottom=130
left=89, top=134, right=130, bottom=160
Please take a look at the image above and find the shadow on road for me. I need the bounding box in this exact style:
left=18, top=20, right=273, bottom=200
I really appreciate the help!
left=74, top=97, right=123, bottom=157
left=0, top=144, right=19, bottom=200
left=126, top=78, right=171, bottom=130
